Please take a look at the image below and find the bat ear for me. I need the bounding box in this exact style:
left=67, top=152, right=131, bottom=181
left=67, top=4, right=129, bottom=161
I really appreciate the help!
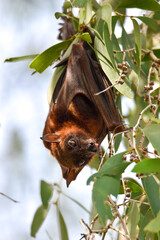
left=41, top=133, right=60, bottom=143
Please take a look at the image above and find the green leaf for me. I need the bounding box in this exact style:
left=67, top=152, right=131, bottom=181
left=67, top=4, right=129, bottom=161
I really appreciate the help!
left=136, top=16, right=160, bottom=32
left=132, top=19, right=141, bottom=79
left=71, top=0, right=89, bottom=8
left=142, top=124, right=160, bottom=153
left=88, top=26, right=104, bottom=44
left=4, top=54, right=38, bottom=62
left=87, top=151, right=127, bottom=184
left=29, top=39, right=72, bottom=73
left=40, top=180, right=53, bottom=208
left=90, top=201, right=104, bottom=230
left=125, top=177, right=144, bottom=194
left=92, top=177, right=114, bottom=224
left=79, top=7, right=86, bottom=26
left=87, top=162, right=130, bottom=184
left=144, top=210, right=160, bottom=233
left=57, top=205, right=69, bottom=240
left=96, top=4, right=112, bottom=35
left=142, top=176, right=160, bottom=216
left=117, top=0, right=160, bottom=11
left=31, top=205, right=48, bottom=237
left=127, top=202, right=140, bottom=240
left=94, top=31, right=133, bottom=98
left=138, top=209, right=154, bottom=239
left=121, top=27, right=137, bottom=74
left=85, top=0, right=93, bottom=24
left=103, top=22, right=116, bottom=69
left=132, top=158, right=160, bottom=174
left=77, top=32, right=92, bottom=43
left=63, top=1, right=72, bottom=12
left=92, top=151, right=127, bottom=224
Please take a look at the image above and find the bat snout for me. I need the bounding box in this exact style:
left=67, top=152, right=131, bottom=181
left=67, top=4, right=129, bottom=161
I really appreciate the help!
left=88, top=142, right=98, bottom=153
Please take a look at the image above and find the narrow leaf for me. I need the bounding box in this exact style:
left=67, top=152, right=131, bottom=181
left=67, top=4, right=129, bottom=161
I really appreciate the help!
left=94, top=36, right=133, bottom=98
left=136, top=16, right=160, bottom=32
left=132, top=158, right=160, bottom=174
left=127, top=202, right=140, bottom=240
left=96, top=4, right=112, bottom=35
left=142, top=124, right=160, bottom=153
left=132, top=19, right=141, bottom=80
left=103, top=22, right=116, bottom=68
left=88, top=26, right=104, bottom=44
left=79, top=7, right=86, bottom=26
left=121, top=27, right=137, bottom=74
left=117, top=0, right=160, bottom=11
left=29, top=39, right=72, bottom=73
left=77, top=32, right=92, bottom=43
left=138, top=209, right=154, bottom=239
left=5, top=54, right=38, bottom=63
left=71, top=0, right=88, bottom=8
left=41, top=180, right=53, bottom=207
left=142, top=176, right=160, bottom=216
left=57, top=205, right=69, bottom=240
left=31, top=205, right=48, bottom=237
left=55, top=12, right=78, bottom=22
left=85, top=0, right=93, bottom=24
left=144, top=210, right=160, bottom=233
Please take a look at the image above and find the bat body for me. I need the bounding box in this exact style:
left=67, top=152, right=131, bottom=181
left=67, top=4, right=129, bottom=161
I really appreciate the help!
left=42, top=25, right=123, bottom=186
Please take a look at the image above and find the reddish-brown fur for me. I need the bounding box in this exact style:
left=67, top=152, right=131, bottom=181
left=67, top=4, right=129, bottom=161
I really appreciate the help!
left=42, top=94, right=103, bottom=186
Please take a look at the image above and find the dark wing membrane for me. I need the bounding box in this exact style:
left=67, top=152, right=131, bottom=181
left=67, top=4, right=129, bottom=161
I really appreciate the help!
left=55, top=42, right=122, bottom=132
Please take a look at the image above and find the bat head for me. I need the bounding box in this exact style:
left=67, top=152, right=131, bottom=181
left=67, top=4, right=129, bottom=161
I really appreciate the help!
left=41, top=130, right=98, bottom=186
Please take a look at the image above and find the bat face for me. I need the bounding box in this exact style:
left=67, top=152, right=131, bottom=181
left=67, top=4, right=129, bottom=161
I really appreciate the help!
left=42, top=131, right=98, bottom=169
left=59, top=132, right=98, bottom=168
left=42, top=130, right=99, bottom=186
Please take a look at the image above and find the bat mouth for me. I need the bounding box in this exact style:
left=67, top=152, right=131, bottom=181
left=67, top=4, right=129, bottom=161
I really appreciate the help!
left=76, top=142, right=98, bottom=167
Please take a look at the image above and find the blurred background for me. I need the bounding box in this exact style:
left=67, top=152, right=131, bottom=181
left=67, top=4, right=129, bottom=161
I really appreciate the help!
left=0, top=0, right=95, bottom=239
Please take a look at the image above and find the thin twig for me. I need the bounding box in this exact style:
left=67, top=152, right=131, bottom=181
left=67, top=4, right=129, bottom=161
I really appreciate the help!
left=107, top=196, right=130, bottom=239
left=90, top=214, right=99, bottom=230
left=121, top=177, right=127, bottom=227
left=132, top=104, right=152, bottom=159
left=95, top=81, right=119, bottom=96
left=109, top=225, right=130, bottom=239
left=0, top=192, right=19, bottom=203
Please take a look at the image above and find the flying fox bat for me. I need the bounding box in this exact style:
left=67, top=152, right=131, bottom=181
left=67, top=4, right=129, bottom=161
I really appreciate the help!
left=41, top=23, right=123, bottom=187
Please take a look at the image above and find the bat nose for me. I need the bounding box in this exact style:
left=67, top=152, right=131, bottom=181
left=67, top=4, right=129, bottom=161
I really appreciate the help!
left=89, top=142, right=98, bottom=152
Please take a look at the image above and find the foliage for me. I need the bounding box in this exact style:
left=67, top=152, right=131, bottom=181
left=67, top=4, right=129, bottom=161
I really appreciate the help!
left=7, top=0, right=160, bottom=239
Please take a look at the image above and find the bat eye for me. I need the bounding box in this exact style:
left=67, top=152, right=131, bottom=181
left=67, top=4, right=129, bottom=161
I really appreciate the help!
left=68, top=139, right=77, bottom=148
